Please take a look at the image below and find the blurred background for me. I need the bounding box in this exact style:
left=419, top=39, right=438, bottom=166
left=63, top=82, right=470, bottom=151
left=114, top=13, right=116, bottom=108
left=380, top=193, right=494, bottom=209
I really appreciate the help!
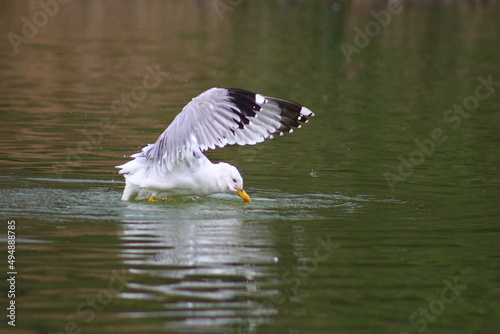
left=0, top=1, right=499, bottom=333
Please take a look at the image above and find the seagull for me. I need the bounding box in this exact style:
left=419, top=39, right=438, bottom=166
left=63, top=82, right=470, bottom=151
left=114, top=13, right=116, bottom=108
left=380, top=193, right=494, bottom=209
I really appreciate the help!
left=116, top=88, right=314, bottom=202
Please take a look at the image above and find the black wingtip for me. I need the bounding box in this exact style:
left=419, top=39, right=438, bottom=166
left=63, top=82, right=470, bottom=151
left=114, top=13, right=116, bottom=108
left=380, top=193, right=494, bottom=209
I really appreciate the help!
left=227, top=89, right=262, bottom=115
left=225, top=88, right=314, bottom=137
left=265, top=96, right=314, bottom=134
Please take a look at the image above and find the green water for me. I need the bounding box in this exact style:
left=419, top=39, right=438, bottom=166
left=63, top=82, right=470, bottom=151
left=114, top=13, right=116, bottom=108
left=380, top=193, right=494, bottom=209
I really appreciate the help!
left=1, top=1, right=499, bottom=333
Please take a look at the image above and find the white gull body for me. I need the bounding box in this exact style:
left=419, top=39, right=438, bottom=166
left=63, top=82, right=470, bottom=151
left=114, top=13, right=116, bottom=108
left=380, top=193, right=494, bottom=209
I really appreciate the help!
left=116, top=88, right=314, bottom=201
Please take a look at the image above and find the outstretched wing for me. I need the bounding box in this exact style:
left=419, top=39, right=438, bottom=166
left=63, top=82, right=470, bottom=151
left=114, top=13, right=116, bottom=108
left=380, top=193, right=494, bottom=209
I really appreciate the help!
left=146, top=87, right=314, bottom=171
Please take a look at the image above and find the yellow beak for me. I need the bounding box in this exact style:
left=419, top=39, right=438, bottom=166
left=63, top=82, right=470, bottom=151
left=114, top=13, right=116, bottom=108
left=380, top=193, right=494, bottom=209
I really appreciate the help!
left=236, top=189, right=251, bottom=202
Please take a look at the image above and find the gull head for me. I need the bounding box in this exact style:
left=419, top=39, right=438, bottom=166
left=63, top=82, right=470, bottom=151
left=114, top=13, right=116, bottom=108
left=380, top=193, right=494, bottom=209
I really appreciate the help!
left=217, top=163, right=251, bottom=202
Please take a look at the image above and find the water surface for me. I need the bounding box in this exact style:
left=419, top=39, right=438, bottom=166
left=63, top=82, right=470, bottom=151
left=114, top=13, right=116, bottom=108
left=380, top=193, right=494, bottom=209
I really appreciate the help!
left=1, top=1, right=499, bottom=333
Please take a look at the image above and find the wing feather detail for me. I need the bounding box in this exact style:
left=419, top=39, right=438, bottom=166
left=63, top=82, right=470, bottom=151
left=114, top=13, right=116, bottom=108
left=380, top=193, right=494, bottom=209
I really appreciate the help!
left=146, top=87, right=314, bottom=171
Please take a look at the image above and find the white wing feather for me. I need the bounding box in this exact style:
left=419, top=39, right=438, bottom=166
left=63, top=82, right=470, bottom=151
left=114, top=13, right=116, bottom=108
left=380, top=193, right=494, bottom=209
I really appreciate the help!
left=135, top=88, right=314, bottom=172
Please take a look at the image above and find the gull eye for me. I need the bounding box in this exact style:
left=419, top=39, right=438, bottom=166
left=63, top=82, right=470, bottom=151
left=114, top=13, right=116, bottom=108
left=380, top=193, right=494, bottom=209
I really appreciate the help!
left=232, top=178, right=237, bottom=183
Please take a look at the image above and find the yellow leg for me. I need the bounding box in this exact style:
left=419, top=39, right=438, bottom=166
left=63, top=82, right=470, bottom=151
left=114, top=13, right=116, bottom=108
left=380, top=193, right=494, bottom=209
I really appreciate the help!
left=148, top=195, right=176, bottom=202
